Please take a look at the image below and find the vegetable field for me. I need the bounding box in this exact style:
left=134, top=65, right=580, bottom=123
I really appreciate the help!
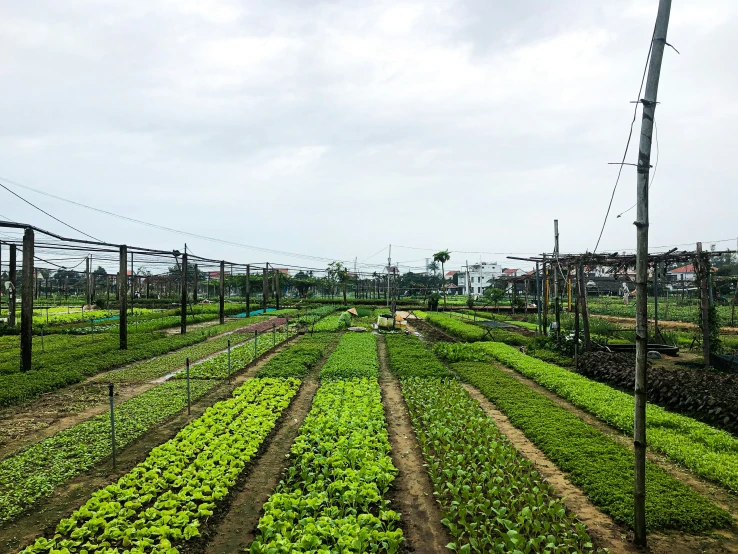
left=1, top=304, right=737, bottom=554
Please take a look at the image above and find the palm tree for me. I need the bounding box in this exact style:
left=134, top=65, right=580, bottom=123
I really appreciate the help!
left=433, top=250, right=451, bottom=310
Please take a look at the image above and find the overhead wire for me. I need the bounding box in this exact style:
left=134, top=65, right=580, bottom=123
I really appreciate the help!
left=615, top=118, right=659, bottom=219
left=0, top=183, right=102, bottom=242
left=592, top=21, right=656, bottom=254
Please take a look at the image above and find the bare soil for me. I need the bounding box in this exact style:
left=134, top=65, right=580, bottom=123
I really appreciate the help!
left=376, top=335, right=452, bottom=554
left=0, top=338, right=298, bottom=553
left=595, top=315, right=738, bottom=335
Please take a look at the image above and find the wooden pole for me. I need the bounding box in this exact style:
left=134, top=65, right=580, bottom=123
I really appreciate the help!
left=553, top=220, right=561, bottom=345
left=119, top=245, right=128, bottom=350
left=653, top=260, right=660, bottom=342
left=219, top=260, right=225, bottom=324
left=181, top=253, right=188, bottom=334
left=633, top=1, right=671, bottom=545
left=542, top=255, right=549, bottom=334
left=262, top=265, right=268, bottom=314
left=535, top=262, right=542, bottom=334
left=246, top=265, right=251, bottom=315
left=574, top=267, right=581, bottom=369
left=579, top=261, right=591, bottom=351
left=130, top=251, right=134, bottom=315
left=20, top=228, right=34, bottom=372
left=274, top=269, right=280, bottom=310
left=697, top=243, right=710, bottom=370
left=85, top=256, right=90, bottom=306
left=193, top=264, right=198, bottom=303
left=8, top=245, right=16, bottom=327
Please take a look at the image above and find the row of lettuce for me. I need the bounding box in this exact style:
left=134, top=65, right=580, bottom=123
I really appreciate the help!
left=251, top=333, right=403, bottom=552
left=18, top=331, right=401, bottom=553
left=0, top=324, right=303, bottom=525
left=17, top=331, right=338, bottom=552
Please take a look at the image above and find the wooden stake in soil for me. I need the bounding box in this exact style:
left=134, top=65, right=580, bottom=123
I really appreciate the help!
left=20, top=228, right=34, bottom=372
left=633, top=1, right=671, bottom=545
left=109, top=383, right=116, bottom=470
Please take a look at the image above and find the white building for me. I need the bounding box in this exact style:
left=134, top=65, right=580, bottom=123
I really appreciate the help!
left=457, top=262, right=503, bottom=296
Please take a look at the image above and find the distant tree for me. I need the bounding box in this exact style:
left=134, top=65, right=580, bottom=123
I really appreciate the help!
left=484, top=286, right=506, bottom=313
left=326, top=261, right=350, bottom=304
left=433, top=250, right=451, bottom=310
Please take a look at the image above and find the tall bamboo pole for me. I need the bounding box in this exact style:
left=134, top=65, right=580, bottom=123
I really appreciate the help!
left=633, top=1, right=671, bottom=544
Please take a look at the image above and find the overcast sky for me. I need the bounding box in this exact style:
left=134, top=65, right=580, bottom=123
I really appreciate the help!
left=1, top=0, right=736, bottom=274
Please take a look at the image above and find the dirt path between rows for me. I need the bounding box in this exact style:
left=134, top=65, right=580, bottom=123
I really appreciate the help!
left=0, top=317, right=284, bottom=459
left=202, top=377, right=319, bottom=553
left=461, top=383, right=636, bottom=554
left=377, top=335, right=452, bottom=554
left=0, top=338, right=299, bottom=554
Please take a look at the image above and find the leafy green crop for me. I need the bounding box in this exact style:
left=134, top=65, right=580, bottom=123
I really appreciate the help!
left=0, top=380, right=213, bottom=524
left=21, top=378, right=299, bottom=553
left=0, top=323, right=298, bottom=524
left=453, top=361, right=731, bottom=532
left=424, top=313, right=530, bottom=347
left=257, top=334, right=336, bottom=378
left=249, top=378, right=403, bottom=553
left=384, top=334, right=450, bottom=378
left=402, top=377, right=598, bottom=553
left=173, top=329, right=290, bottom=379
left=439, top=341, right=738, bottom=493
left=319, top=333, right=379, bottom=380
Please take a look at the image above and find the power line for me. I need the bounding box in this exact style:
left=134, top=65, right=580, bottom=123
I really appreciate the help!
left=0, top=177, right=387, bottom=268
left=360, top=245, right=388, bottom=263
left=592, top=22, right=656, bottom=254
left=0, top=183, right=102, bottom=242
left=615, top=118, right=659, bottom=219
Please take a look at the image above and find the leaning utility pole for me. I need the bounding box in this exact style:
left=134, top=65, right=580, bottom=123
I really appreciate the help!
left=633, top=0, right=671, bottom=546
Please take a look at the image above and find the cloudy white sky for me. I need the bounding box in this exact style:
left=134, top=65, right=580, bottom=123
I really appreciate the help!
left=1, top=0, right=736, bottom=273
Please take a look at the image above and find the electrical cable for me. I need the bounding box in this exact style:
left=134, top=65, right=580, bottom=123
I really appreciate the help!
left=0, top=177, right=384, bottom=268
left=616, top=118, right=659, bottom=219
left=0, top=183, right=102, bottom=242
left=592, top=22, right=656, bottom=254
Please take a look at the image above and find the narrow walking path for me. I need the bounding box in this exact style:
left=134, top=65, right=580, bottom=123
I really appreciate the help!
left=376, top=335, right=452, bottom=554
